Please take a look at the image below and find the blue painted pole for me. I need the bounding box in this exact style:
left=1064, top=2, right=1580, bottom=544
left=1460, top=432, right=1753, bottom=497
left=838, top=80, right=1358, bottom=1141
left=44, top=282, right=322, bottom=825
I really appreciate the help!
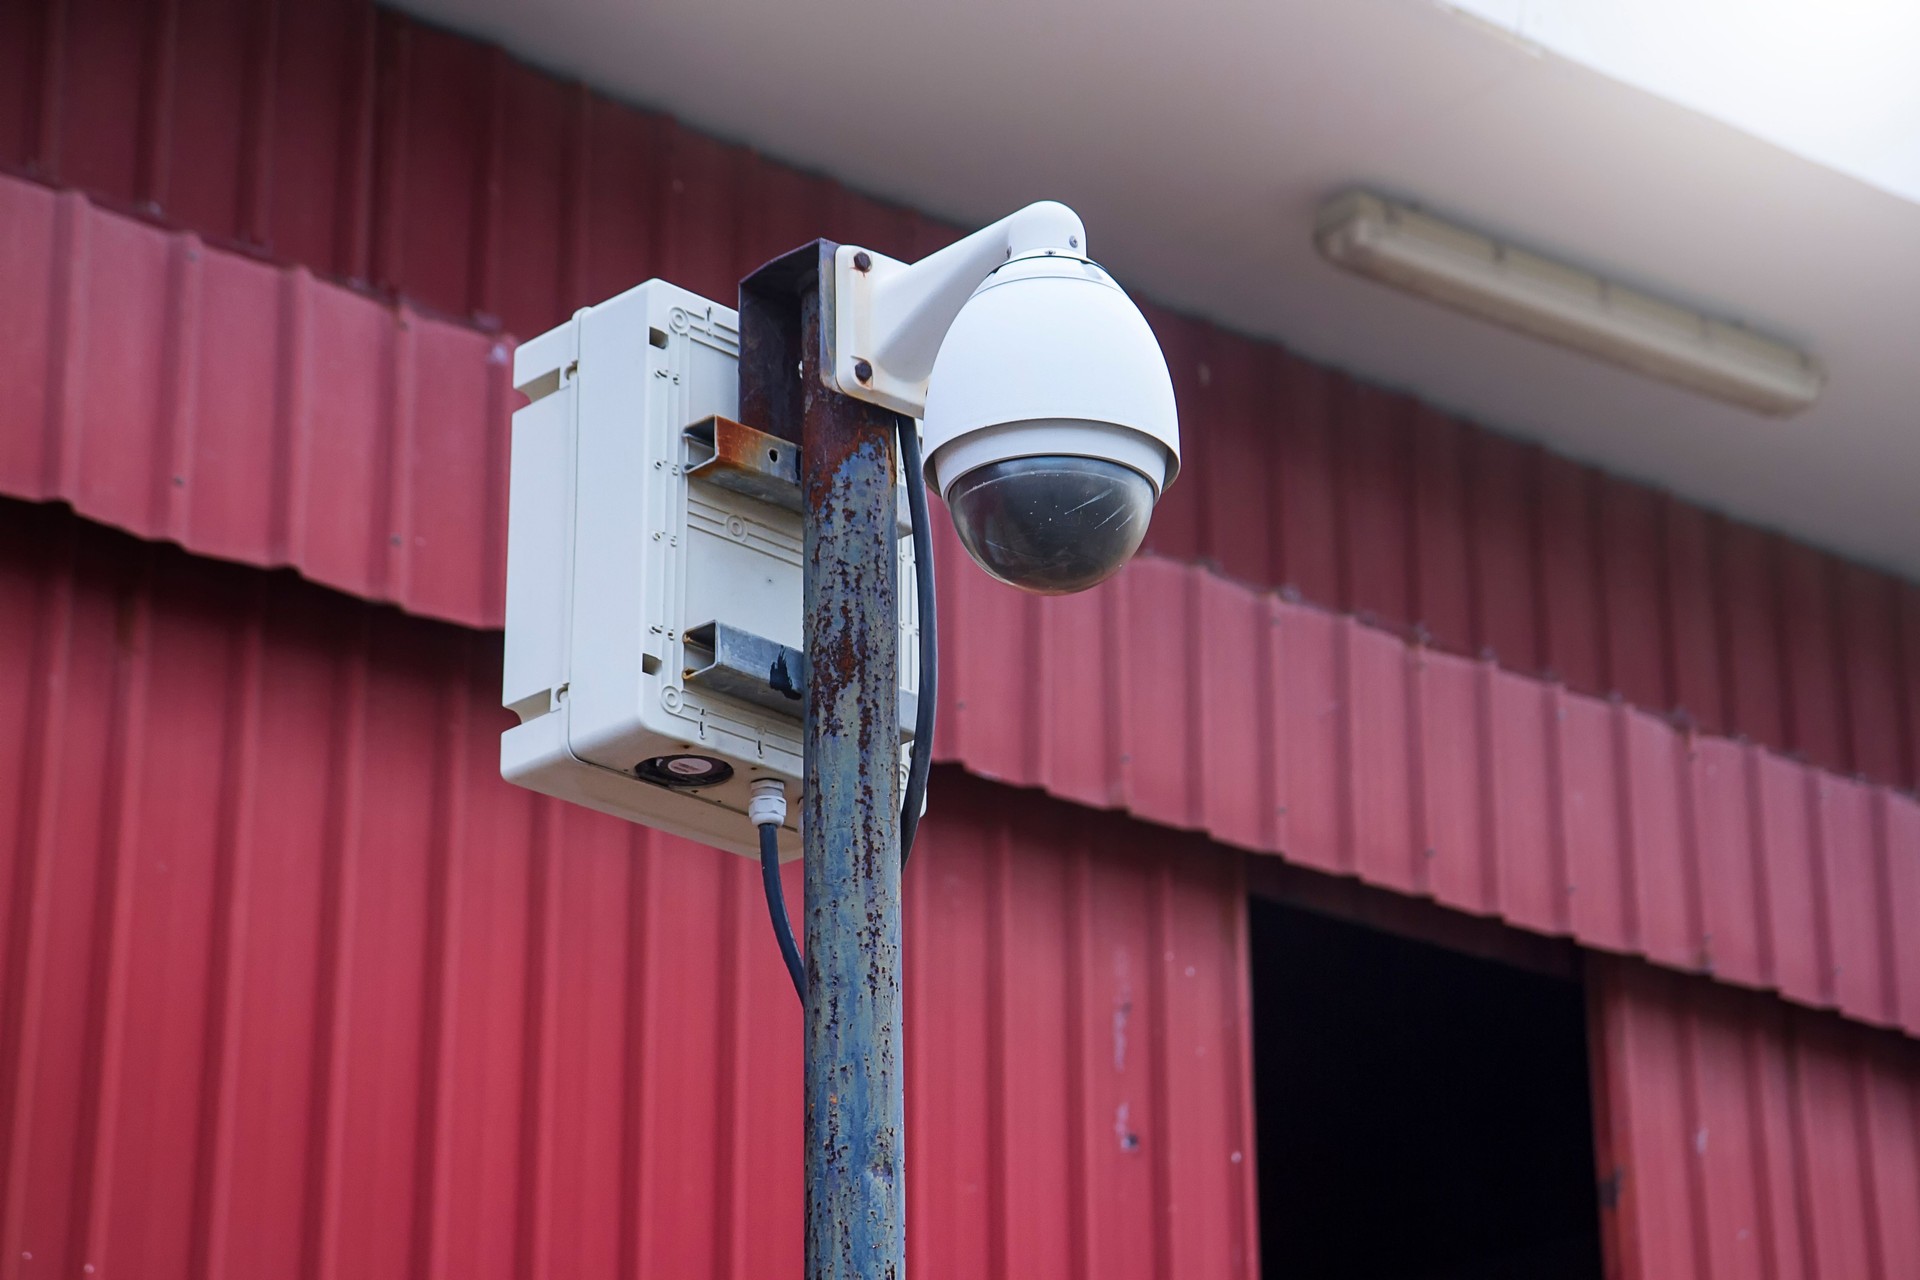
left=798, top=276, right=905, bottom=1279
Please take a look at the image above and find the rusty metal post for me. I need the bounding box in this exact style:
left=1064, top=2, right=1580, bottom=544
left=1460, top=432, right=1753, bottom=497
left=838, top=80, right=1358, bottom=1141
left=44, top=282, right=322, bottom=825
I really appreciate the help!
left=786, top=262, right=906, bottom=1278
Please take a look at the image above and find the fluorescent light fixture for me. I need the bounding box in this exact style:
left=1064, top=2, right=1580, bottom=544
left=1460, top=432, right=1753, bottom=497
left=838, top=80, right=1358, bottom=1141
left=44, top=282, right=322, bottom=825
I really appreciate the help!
left=1314, top=191, right=1823, bottom=415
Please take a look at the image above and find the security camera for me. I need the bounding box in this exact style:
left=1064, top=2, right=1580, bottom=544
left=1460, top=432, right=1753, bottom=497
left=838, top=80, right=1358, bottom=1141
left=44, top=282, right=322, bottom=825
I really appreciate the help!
left=833, top=202, right=1179, bottom=594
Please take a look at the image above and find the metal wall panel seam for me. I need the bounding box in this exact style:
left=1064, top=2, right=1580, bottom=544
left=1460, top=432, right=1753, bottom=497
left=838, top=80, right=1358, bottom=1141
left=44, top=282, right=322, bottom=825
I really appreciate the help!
left=1887, top=797, right=1920, bottom=1031
left=1738, top=745, right=1779, bottom=996
left=1848, top=1050, right=1892, bottom=1280
left=1054, top=837, right=1090, bottom=1280
left=1397, top=643, right=1430, bottom=898
left=512, top=796, right=558, bottom=1280
left=1468, top=430, right=1538, bottom=671
left=1796, top=1018, right=1871, bottom=1278
left=68, top=556, right=148, bottom=1278
left=1256, top=594, right=1287, bottom=857
left=152, top=232, right=199, bottom=539
left=1663, top=502, right=1722, bottom=735
left=984, top=826, right=1013, bottom=1279
left=135, top=0, right=179, bottom=214
left=1543, top=684, right=1576, bottom=937
left=1733, top=1013, right=1789, bottom=1280
left=1681, top=1005, right=1728, bottom=1274
left=267, top=266, right=310, bottom=568
left=1842, top=567, right=1909, bottom=787
left=4, top=0, right=1916, bottom=797
left=1605, top=702, right=1643, bottom=959
left=1676, top=731, right=1712, bottom=976
left=0, top=519, right=76, bottom=1280
left=1805, top=772, right=1842, bottom=1013
left=709, top=835, right=744, bottom=1280
left=1332, top=616, right=1360, bottom=879
left=1761, top=752, right=1827, bottom=1013
left=1688, top=739, right=1749, bottom=983
left=45, top=188, right=90, bottom=499
left=1821, top=780, right=1885, bottom=1023
left=1146, top=863, right=1176, bottom=1280
left=236, top=0, right=279, bottom=247
left=617, top=821, right=654, bottom=1280
left=301, top=616, right=370, bottom=1280
left=1777, top=999, right=1823, bottom=1280
left=1225, top=858, right=1259, bottom=1279
left=1473, top=658, right=1503, bottom=917
left=185, top=588, right=265, bottom=1280
left=410, top=657, right=465, bottom=1280
left=370, top=12, right=411, bottom=305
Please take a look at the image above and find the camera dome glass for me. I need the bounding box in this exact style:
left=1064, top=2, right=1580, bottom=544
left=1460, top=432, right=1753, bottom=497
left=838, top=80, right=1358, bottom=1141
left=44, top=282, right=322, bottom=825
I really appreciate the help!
left=945, top=456, right=1154, bottom=595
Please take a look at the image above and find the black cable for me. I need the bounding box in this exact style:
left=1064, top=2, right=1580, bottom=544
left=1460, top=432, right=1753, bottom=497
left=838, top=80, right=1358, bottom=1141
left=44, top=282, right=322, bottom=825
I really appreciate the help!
left=897, top=414, right=937, bottom=869
left=759, top=822, right=805, bottom=1003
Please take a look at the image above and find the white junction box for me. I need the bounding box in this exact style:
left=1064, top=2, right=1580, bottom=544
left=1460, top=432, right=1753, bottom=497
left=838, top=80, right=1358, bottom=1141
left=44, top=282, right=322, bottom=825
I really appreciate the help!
left=500, top=280, right=919, bottom=858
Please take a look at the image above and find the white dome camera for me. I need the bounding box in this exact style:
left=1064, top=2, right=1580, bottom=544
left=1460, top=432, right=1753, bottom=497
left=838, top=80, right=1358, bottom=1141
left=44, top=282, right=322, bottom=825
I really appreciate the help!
left=832, top=202, right=1179, bottom=594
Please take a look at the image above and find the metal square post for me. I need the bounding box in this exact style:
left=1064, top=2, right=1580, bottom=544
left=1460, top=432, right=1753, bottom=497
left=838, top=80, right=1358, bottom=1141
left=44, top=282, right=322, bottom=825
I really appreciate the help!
left=742, top=244, right=907, bottom=1280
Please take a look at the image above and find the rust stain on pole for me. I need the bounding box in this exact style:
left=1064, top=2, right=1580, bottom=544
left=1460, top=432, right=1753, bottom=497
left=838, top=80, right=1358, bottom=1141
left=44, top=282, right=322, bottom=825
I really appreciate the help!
left=797, top=264, right=905, bottom=1279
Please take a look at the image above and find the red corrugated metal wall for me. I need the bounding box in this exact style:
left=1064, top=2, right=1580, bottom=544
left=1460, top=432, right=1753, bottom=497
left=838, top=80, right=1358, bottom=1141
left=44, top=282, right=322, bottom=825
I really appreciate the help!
left=8, top=5, right=1920, bottom=1278
left=2, top=0, right=1916, bottom=799
left=18, top=489, right=1920, bottom=1280
left=7, top=172, right=1920, bottom=1039
left=1592, top=959, right=1920, bottom=1280
left=0, top=502, right=1257, bottom=1280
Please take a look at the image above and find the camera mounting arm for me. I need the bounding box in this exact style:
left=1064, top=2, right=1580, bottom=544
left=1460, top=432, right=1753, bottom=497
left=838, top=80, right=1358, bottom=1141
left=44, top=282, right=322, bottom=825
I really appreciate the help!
left=831, top=200, right=1088, bottom=417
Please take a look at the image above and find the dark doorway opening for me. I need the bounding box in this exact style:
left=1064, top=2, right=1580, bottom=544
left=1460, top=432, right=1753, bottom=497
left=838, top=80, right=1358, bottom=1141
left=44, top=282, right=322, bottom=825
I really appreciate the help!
left=1250, top=894, right=1605, bottom=1280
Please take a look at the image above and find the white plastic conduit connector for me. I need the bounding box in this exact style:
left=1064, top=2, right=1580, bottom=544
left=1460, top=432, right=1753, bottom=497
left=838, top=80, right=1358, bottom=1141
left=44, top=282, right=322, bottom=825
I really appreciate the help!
left=748, top=778, right=789, bottom=829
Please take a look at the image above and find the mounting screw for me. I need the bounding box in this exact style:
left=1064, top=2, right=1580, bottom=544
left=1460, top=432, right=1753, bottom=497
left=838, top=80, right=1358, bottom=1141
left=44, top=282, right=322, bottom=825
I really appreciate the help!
left=853, top=251, right=872, bottom=273
left=1069, top=235, right=1079, bottom=249
left=854, top=358, right=874, bottom=383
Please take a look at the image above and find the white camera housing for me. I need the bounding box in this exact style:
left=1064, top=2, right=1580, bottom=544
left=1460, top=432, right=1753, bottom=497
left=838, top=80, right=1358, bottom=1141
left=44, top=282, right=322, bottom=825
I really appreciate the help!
left=833, top=201, right=1179, bottom=594
left=500, top=280, right=919, bottom=858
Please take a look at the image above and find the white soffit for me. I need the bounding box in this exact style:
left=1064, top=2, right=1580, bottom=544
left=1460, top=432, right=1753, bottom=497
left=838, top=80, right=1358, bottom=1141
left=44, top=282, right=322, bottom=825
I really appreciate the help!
left=1441, top=0, right=1920, bottom=204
